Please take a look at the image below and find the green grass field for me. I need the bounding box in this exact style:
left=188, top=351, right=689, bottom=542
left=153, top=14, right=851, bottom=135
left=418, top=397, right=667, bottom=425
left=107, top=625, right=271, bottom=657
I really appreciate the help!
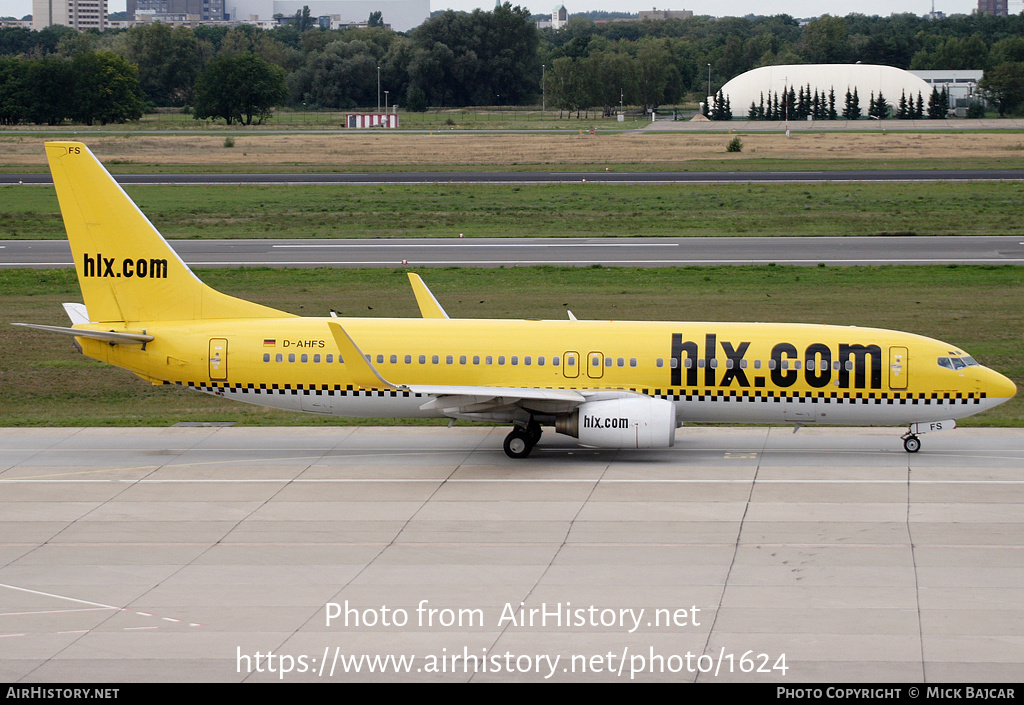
left=3, top=181, right=1023, bottom=239
left=2, top=265, right=1021, bottom=427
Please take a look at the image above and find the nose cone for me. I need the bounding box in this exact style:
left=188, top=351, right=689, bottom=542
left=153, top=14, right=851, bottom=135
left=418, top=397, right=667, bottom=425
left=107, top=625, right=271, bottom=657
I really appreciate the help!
left=985, top=367, right=1017, bottom=402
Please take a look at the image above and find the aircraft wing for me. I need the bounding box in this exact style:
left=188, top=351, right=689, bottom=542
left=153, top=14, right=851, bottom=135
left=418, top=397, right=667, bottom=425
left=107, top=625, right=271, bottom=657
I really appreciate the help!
left=330, top=321, right=640, bottom=418
left=413, top=386, right=585, bottom=413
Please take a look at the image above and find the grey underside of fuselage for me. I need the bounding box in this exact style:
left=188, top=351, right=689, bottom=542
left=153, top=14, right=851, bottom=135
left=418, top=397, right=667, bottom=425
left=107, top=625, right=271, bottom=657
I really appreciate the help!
left=192, top=385, right=997, bottom=426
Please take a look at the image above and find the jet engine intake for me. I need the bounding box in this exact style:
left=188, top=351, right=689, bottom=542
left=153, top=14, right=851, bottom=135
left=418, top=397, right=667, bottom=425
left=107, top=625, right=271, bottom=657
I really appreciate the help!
left=555, top=397, right=678, bottom=449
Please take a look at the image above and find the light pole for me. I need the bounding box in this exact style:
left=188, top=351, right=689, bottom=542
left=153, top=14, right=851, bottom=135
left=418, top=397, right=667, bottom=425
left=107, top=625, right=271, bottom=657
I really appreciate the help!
left=377, top=66, right=381, bottom=113
left=707, top=63, right=711, bottom=103
left=541, top=64, right=545, bottom=113
left=384, top=90, right=389, bottom=113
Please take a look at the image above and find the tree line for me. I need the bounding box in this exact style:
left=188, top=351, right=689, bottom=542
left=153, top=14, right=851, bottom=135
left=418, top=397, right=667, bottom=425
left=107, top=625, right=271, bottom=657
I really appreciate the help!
left=1, top=7, right=1023, bottom=125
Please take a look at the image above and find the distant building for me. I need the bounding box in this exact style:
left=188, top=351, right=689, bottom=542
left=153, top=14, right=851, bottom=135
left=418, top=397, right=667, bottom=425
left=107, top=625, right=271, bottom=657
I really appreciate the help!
left=978, top=0, right=1008, bottom=15
left=33, top=0, right=108, bottom=30
left=129, top=0, right=225, bottom=22
left=910, top=70, right=984, bottom=107
left=552, top=4, right=567, bottom=29
left=222, top=0, right=428, bottom=31
left=721, top=64, right=932, bottom=119
left=538, top=4, right=567, bottom=30
left=637, top=8, right=692, bottom=20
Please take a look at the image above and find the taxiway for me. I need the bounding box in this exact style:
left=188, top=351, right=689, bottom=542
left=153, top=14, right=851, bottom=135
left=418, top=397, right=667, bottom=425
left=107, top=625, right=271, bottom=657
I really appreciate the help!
left=2, top=426, right=1022, bottom=682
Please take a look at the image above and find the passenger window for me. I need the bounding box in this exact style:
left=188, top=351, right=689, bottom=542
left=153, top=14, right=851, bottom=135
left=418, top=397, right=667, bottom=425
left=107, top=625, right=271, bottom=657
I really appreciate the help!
left=314, top=354, right=321, bottom=363
left=419, top=355, right=426, bottom=364
left=289, top=354, right=296, bottom=363
left=511, top=356, right=519, bottom=366
left=630, top=358, right=637, bottom=367
left=390, top=355, right=397, bottom=364
left=473, top=355, right=480, bottom=365
left=498, top=356, right=506, bottom=365
left=446, top=355, right=453, bottom=364
left=525, top=356, right=531, bottom=366
left=538, top=356, right=545, bottom=366
left=301, top=354, right=308, bottom=363
left=327, top=355, right=334, bottom=363
left=459, top=356, right=466, bottom=365
left=754, top=360, right=761, bottom=370
left=656, top=358, right=664, bottom=368
left=276, top=353, right=283, bottom=362
left=405, top=355, right=412, bottom=364
left=263, top=353, right=270, bottom=362
left=553, top=356, right=560, bottom=366
left=376, top=354, right=384, bottom=364
left=486, top=356, right=493, bottom=365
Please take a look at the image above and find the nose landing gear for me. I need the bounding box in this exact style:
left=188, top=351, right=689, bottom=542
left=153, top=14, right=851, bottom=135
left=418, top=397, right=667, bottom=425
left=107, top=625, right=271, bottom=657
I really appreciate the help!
left=902, top=433, right=921, bottom=453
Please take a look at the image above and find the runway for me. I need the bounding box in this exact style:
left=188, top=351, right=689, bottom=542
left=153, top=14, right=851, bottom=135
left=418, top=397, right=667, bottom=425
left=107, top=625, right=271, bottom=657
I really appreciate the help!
left=4, top=235, right=1024, bottom=269
left=4, top=168, right=1024, bottom=186
left=2, top=426, right=1023, bottom=682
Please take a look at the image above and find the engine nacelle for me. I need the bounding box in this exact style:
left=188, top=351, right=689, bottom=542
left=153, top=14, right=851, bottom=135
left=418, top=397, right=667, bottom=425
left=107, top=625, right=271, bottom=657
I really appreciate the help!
left=555, top=397, right=678, bottom=449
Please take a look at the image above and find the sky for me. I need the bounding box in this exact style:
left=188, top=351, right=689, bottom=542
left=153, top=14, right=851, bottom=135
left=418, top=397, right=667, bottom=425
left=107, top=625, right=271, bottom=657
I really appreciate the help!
left=4, top=0, right=1018, bottom=22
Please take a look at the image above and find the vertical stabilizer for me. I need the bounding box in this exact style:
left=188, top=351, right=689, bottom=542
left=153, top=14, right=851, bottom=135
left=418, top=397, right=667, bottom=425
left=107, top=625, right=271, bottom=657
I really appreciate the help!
left=45, top=142, right=289, bottom=323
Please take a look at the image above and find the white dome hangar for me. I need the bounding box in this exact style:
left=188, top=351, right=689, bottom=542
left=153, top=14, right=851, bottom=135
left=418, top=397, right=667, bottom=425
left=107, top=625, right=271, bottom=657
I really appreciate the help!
left=720, top=64, right=933, bottom=118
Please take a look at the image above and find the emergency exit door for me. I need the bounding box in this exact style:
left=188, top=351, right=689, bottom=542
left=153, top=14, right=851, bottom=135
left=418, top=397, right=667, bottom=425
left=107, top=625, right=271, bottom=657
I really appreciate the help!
left=209, top=338, right=228, bottom=381
left=889, top=346, right=908, bottom=390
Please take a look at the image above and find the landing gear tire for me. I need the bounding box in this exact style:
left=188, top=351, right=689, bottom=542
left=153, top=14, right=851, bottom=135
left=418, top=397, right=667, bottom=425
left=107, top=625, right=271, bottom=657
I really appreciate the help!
left=527, top=420, right=543, bottom=446
left=903, top=435, right=921, bottom=453
left=504, top=428, right=534, bottom=459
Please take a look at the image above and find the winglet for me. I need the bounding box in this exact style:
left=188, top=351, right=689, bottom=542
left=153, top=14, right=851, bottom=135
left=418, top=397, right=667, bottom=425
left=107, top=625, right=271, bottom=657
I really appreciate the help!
left=327, top=321, right=405, bottom=391
left=407, top=273, right=450, bottom=319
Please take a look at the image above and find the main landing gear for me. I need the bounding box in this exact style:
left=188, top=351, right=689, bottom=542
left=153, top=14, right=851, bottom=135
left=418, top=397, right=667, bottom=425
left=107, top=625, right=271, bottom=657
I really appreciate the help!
left=503, top=420, right=543, bottom=459
left=901, top=432, right=921, bottom=453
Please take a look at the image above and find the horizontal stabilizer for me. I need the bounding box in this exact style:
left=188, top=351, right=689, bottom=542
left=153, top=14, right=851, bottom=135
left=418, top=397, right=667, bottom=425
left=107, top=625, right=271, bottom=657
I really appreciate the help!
left=11, top=323, right=153, bottom=345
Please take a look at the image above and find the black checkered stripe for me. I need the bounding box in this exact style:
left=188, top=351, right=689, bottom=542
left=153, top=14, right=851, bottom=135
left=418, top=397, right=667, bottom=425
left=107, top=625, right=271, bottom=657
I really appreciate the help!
left=653, top=389, right=985, bottom=405
left=168, top=381, right=985, bottom=405
left=167, top=381, right=420, bottom=397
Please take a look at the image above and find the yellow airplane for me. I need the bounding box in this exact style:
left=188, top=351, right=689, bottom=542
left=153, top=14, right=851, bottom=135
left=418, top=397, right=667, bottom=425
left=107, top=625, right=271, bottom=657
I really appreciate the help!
left=14, top=142, right=1017, bottom=458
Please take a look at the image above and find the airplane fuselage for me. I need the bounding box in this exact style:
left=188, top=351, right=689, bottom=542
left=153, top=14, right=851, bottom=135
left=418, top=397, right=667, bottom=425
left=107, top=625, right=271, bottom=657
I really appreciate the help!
left=79, top=317, right=1012, bottom=427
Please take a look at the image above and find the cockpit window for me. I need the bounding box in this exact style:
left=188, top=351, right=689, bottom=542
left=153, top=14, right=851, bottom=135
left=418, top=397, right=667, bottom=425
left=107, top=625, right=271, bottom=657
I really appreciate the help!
left=938, top=356, right=978, bottom=370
